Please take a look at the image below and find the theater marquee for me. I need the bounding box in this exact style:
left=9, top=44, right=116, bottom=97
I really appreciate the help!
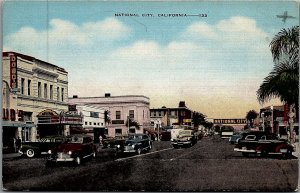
left=213, top=119, right=247, bottom=124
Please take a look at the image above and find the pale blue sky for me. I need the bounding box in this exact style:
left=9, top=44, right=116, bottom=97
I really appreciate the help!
left=3, top=1, right=299, bottom=118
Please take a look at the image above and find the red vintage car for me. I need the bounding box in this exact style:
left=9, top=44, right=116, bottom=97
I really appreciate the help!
left=234, top=131, right=295, bottom=158
left=46, top=135, right=97, bottom=165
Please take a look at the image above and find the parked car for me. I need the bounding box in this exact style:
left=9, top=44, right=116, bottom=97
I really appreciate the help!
left=46, top=135, right=97, bottom=165
left=171, top=129, right=197, bottom=148
left=19, top=136, right=67, bottom=158
left=123, top=134, right=152, bottom=155
left=229, top=131, right=246, bottom=144
left=234, top=131, right=294, bottom=158
left=160, top=131, right=171, bottom=141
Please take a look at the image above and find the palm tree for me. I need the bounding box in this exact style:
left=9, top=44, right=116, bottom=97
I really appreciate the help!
left=257, top=26, right=299, bottom=141
left=246, top=110, right=258, bottom=128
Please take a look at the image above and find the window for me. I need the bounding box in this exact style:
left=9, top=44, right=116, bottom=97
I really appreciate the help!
left=57, top=87, right=60, bottom=101
left=129, top=110, right=134, bottom=119
left=21, top=78, right=25, bottom=94
left=101, top=123, right=104, bottom=126
left=115, top=128, right=122, bottom=135
left=245, top=135, right=256, bottom=141
left=85, top=122, right=87, bottom=125
left=90, top=112, right=99, bottom=118
left=89, top=122, right=92, bottom=125
left=44, top=83, right=47, bottom=99
left=94, top=122, right=96, bottom=125
left=116, top=111, right=121, bottom=119
left=27, top=80, right=31, bottom=96
left=61, top=88, right=64, bottom=101
left=50, top=85, right=53, bottom=99
left=21, top=128, right=31, bottom=142
left=129, top=128, right=136, bottom=134
left=38, top=82, right=41, bottom=97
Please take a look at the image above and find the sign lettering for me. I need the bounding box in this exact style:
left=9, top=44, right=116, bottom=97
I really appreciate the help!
left=213, top=119, right=247, bottom=124
left=10, top=54, right=17, bottom=89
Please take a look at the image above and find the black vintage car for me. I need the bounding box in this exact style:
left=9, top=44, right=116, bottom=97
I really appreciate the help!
left=19, top=136, right=67, bottom=158
left=123, top=134, right=152, bottom=155
left=234, top=131, right=294, bottom=158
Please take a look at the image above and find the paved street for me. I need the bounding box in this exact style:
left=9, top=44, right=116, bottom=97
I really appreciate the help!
left=2, top=136, right=298, bottom=191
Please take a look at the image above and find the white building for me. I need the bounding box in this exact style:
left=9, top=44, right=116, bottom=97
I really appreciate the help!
left=68, top=94, right=151, bottom=137
left=71, top=104, right=106, bottom=142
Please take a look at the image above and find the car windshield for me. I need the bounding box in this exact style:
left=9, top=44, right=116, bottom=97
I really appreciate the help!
left=69, top=136, right=83, bottom=143
left=128, top=135, right=143, bottom=140
left=179, top=130, right=192, bottom=135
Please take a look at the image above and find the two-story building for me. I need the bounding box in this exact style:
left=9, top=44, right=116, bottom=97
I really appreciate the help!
left=68, top=94, right=151, bottom=137
left=2, top=52, right=81, bottom=151
left=150, top=101, right=193, bottom=131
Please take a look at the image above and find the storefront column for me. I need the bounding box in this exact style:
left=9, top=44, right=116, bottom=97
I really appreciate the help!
left=31, top=127, right=37, bottom=142
left=64, top=125, right=70, bottom=136
left=17, top=127, right=22, bottom=139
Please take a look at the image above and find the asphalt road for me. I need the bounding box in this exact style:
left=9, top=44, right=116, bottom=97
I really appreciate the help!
left=2, top=136, right=299, bottom=191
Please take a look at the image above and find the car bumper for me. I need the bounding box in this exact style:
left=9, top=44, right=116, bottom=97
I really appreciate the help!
left=234, top=148, right=256, bottom=153
left=172, top=141, right=192, bottom=146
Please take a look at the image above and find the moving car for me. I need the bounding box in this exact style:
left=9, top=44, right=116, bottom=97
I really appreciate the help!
left=171, top=129, right=197, bottom=148
left=234, top=131, right=294, bottom=158
left=123, top=134, right=152, bottom=155
left=46, top=135, right=97, bottom=165
left=19, top=136, right=67, bottom=158
left=229, top=131, right=246, bottom=144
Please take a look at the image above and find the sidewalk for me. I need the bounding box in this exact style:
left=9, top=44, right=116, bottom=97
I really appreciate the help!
left=2, top=152, right=22, bottom=160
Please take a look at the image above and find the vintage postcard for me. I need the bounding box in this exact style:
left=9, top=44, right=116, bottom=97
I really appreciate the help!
left=2, top=0, right=299, bottom=191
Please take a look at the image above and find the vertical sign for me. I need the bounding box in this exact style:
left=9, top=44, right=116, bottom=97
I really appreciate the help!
left=10, top=54, right=17, bottom=89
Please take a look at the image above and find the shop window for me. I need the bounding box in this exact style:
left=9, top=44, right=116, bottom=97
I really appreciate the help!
left=22, top=128, right=31, bottom=142
left=115, top=128, right=122, bottom=135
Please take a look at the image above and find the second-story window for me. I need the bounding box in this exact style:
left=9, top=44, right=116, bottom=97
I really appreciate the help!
left=57, top=87, right=60, bottom=101
left=129, top=110, right=134, bottom=119
left=38, top=82, right=41, bottom=97
left=116, top=111, right=121, bottom=119
left=21, top=78, right=25, bottom=94
left=50, top=85, right=53, bottom=100
left=44, top=83, right=47, bottom=99
left=61, top=88, right=64, bottom=101
left=27, top=80, right=31, bottom=96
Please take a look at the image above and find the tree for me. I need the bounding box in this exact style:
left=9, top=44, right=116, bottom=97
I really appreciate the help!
left=192, top=111, right=206, bottom=129
left=125, top=118, right=140, bottom=130
left=245, top=110, right=258, bottom=128
left=257, top=26, right=299, bottom=141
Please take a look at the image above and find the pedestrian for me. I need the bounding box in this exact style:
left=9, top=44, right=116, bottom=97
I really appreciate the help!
left=99, top=135, right=103, bottom=146
left=15, top=137, right=21, bottom=152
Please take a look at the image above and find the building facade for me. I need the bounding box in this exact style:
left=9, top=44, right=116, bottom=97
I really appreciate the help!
left=70, top=104, right=106, bottom=142
left=259, top=105, right=299, bottom=136
left=150, top=101, right=193, bottom=131
left=2, top=52, right=77, bottom=150
left=68, top=94, right=151, bottom=137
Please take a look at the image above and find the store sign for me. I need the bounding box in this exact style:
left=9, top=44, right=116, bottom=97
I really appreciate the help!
left=213, top=119, right=246, bottom=124
left=112, top=120, right=125, bottom=124
left=2, top=108, right=23, bottom=121
left=10, top=54, right=17, bottom=89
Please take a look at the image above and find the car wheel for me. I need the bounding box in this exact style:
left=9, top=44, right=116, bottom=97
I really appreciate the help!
left=75, top=157, right=81, bottom=165
left=242, top=152, right=249, bottom=157
left=26, top=149, right=35, bottom=158
left=136, top=148, right=142, bottom=155
left=261, top=150, right=268, bottom=158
